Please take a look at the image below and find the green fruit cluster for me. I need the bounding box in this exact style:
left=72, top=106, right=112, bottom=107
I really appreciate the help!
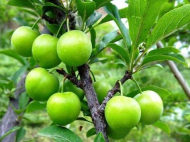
left=11, top=26, right=92, bottom=68
left=11, top=26, right=93, bottom=126
left=11, top=26, right=164, bottom=139
left=105, top=90, right=163, bottom=140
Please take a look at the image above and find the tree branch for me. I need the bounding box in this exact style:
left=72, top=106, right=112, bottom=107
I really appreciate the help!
left=78, top=64, right=109, bottom=142
left=56, top=69, right=83, bottom=88
left=0, top=73, right=27, bottom=142
left=99, top=71, right=132, bottom=112
left=42, top=0, right=76, bottom=31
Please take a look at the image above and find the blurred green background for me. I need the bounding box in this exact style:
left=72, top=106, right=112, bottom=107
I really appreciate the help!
left=1, top=0, right=190, bottom=141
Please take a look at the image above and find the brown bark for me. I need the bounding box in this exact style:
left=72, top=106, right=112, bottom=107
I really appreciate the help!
left=57, top=65, right=132, bottom=141
left=78, top=64, right=108, bottom=142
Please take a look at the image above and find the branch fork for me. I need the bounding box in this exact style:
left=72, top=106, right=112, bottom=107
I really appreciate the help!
left=57, top=65, right=132, bottom=142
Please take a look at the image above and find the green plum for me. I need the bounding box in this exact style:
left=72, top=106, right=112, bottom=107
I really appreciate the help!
left=11, top=26, right=39, bottom=57
left=47, top=92, right=81, bottom=126
left=25, top=68, right=59, bottom=101
left=57, top=30, right=92, bottom=67
left=32, top=34, right=61, bottom=68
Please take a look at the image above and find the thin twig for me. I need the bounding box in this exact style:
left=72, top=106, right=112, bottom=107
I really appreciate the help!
left=56, top=69, right=83, bottom=89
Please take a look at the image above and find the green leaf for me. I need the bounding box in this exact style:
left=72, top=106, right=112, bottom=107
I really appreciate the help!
left=107, top=43, right=130, bottom=65
left=45, top=21, right=63, bottom=35
left=89, top=57, right=108, bottom=64
left=126, top=85, right=170, bottom=99
left=81, top=100, right=89, bottom=110
left=16, top=127, right=26, bottom=142
left=86, top=12, right=102, bottom=27
left=77, top=0, right=96, bottom=22
left=104, top=4, right=131, bottom=48
left=26, top=101, right=46, bottom=113
left=77, top=117, right=92, bottom=123
left=20, top=8, right=39, bottom=17
left=98, top=30, right=120, bottom=53
left=86, top=128, right=96, bottom=137
left=7, top=0, right=35, bottom=9
left=146, top=47, right=180, bottom=57
left=153, top=121, right=171, bottom=135
left=0, top=126, right=20, bottom=141
left=0, top=77, right=14, bottom=90
left=38, top=125, right=82, bottom=142
left=43, top=2, right=65, bottom=11
left=98, top=7, right=127, bottom=25
left=140, top=64, right=164, bottom=70
left=94, top=133, right=105, bottom=142
left=93, top=0, right=111, bottom=9
left=19, top=92, right=30, bottom=110
left=89, top=26, right=96, bottom=49
left=0, top=49, right=26, bottom=65
left=13, top=17, right=29, bottom=26
left=12, top=65, right=28, bottom=83
left=114, top=59, right=127, bottom=67
left=127, top=0, right=167, bottom=47
left=147, top=4, right=190, bottom=48
left=142, top=53, right=189, bottom=67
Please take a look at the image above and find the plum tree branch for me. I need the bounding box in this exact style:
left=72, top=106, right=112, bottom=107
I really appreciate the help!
left=78, top=64, right=109, bottom=142
left=43, top=0, right=66, bottom=24
left=42, top=0, right=76, bottom=31
left=99, top=71, right=132, bottom=112
left=56, top=68, right=83, bottom=88
left=0, top=73, right=27, bottom=142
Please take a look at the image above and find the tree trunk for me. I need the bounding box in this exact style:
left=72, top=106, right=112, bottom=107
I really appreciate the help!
left=0, top=73, right=27, bottom=142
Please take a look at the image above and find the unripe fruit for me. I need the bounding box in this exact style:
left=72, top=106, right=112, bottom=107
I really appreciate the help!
left=105, top=96, right=141, bottom=131
left=57, top=30, right=92, bottom=67
left=32, top=34, right=61, bottom=68
left=63, top=81, right=84, bottom=100
left=93, top=81, right=111, bottom=103
left=134, top=90, right=163, bottom=125
left=107, top=125, right=130, bottom=140
left=47, top=92, right=81, bottom=126
left=11, top=26, right=39, bottom=57
left=25, top=68, right=59, bottom=101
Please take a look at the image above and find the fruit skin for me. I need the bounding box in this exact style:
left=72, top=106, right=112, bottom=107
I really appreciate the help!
left=63, top=81, right=84, bottom=100
left=57, top=30, right=92, bottom=67
left=11, top=26, right=39, bottom=57
left=107, top=125, right=130, bottom=140
left=105, top=96, right=141, bottom=131
left=47, top=92, right=81, bottom=126
left=32, top=34, right=61, bottom=68
left=134, top=90, right=163, bottom=125
left=25, top=68, right=59, bottom=101
left=93, top=81, right=111, bottom=103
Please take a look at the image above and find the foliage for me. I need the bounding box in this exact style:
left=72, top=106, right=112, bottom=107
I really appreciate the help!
left=1, top=0, right=190, bottom=142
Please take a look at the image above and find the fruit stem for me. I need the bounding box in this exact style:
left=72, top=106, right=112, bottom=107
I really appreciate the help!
left=90, top=70, right=96, bottom=82
left=31, top=18, right=41, bottom=30
left=56, top=18, right=67, bottom=37
left=67, top=17, right=70, bottom=31
left=119, top=81, right=123, bottom=96
left=132, top=78, right=142, bottom=93
left=61, top=77, right=67, bottom=92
